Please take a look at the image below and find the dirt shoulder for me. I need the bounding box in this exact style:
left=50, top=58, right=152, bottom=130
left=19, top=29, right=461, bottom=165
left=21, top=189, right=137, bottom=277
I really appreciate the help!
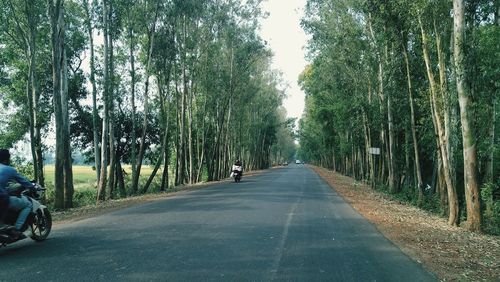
left=311, top=165, right=500, bottom=281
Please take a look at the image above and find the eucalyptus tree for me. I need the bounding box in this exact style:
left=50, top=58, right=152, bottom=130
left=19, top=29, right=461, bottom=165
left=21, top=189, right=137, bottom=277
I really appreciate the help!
left=82, top=0, right=100, bottom=182
left=48, top=0, right=75, bottom=209
left=453, top=0, right=481, bottom=232
left=96, top=0, right=112, bottom=201
left=130, top=0, right=161, bottom=194
left=300, top=0, right=498, bottom=233
left=0, top=0, right=47, bottom=187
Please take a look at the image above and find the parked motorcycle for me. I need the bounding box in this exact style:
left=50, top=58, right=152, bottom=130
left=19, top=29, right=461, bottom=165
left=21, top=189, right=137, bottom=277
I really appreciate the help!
left=0, top=183, right=52, bottom=247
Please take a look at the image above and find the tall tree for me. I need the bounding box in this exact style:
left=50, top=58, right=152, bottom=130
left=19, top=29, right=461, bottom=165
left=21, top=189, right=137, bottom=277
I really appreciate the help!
left=48, top=0, right=74, bottom=209
left=2, top=0, right=45, bottom=187
left=453, top=0, right=481, bottom=232
left=82, top=0, right=100, bottom=182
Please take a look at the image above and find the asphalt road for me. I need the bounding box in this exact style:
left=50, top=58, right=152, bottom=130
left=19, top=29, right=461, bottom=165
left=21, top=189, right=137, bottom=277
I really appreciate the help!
left=0, top=165, right=436, bottom=282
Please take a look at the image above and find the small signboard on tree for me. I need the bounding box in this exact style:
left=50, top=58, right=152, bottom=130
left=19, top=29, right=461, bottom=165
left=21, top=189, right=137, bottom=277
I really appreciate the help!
left=369, top=147, right=380, bottom=155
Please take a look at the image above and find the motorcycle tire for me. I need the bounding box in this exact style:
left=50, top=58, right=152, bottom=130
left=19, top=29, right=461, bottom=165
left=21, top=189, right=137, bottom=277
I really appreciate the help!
left=30, top=209, right=52, bottom=241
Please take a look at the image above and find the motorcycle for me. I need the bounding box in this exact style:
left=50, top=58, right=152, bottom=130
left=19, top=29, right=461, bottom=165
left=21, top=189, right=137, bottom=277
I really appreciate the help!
left=0, top=183, right=52, bottom=247
left=232, top=169, right=242, bottom=183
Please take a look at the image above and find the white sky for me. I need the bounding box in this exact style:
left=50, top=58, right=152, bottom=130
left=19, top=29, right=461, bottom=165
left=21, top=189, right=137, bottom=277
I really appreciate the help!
left=259, top=0, right=308, bottom=121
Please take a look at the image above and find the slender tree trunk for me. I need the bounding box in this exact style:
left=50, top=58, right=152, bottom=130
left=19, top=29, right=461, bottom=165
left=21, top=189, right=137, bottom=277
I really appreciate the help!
left=178, top=16, right=188, bottom=185
left=61, top=36, right=74, bottom=209
left=160, top=108, right=170, bottom=191
left=97, top=0, right=110, bottom=202
left=188, top=83, right=194, bottom=184
left=402, top=45, right=424, bottom=203
left=129, top=24, right=137, bottom=183
left=116, top=159, right=126, bottom=198
left=486, top=95, right=497, bottom=181
left=107, top=7, right=116, bottom=199
left=430, top=93, right=449, bottom=215
left=27, top=2, right=44, bottom=188
left=48, top=0, right=64, bottom=209
left=419, top=15, right=459, bottom=225
left=161, top=149, right=169, bottom=191
left=363, top=110, right=374, bottom=186
left=387, top=85, right=397, bottom=192
left=97, top=0, right=110, bottom=201
left=174, top=78, right=180, bottom=185
left=26, top=49, right=37, bottom=183
left=83, top=0, right=100, bottom=182
left=132, top=9, right=158, bottom=193
left=453, top=0, right=481, bottom=232
left=142, top=131, right=167, bottom=194
left=196, top=100, right=207, bottom=182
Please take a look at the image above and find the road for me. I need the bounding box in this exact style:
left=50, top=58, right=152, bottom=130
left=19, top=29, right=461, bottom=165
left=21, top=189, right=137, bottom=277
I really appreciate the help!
left=0, top=165, right=435, bottom=281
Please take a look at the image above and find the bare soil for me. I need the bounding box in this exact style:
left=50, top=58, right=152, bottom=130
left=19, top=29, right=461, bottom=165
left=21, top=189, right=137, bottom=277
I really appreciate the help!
left=311, top=165, right=500, bottom=282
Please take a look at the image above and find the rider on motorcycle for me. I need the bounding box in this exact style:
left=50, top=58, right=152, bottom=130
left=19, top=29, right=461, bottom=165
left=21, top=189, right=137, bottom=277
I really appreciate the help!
left=231, top=160, right=243, bottom=177
left=0, top=149, right=35, bottom=237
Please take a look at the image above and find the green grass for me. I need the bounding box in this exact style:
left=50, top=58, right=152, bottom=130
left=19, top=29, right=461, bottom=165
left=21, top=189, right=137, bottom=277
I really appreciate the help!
left=43, top=165, right=157, bottom=190
left=41, top=165, right=169, bottom=209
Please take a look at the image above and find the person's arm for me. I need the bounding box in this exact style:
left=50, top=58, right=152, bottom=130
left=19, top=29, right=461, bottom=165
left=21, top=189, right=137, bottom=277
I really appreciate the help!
left=8, top=167, right=34, bottom=189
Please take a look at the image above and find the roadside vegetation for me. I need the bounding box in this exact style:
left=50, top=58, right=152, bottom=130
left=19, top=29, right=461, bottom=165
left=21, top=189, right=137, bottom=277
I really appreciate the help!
left=0, top=0, right=297, bottom=210
left=298, top=0, right=499, bottom=235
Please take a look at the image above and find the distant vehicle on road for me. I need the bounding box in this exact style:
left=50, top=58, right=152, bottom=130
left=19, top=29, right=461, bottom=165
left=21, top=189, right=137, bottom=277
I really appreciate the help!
left=283, top=161, right=288, bottom=166
left=295, top=160, right=301, bottom=164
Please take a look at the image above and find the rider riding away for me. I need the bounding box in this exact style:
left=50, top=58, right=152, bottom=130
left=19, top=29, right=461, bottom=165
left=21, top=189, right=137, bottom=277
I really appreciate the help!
left=231, top=160, right=243, bottom=177
left=0, top=149, right=35, bottom=237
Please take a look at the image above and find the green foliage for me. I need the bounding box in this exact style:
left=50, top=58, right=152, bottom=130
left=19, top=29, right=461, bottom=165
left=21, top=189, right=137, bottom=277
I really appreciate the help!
left=481, top=182, right=500, bottom=235
left=72, top=187, right=98, bottom=208
left=10, top=157, right=34, bottom=181
left=300, top=0, right=498, bottom=234
left=42, top=183, right=97, bottom=210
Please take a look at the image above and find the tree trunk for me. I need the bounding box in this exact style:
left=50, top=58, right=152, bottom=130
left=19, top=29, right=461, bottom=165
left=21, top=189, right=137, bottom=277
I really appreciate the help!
left=177, top=15, right=187, bottom=185
left=430, top=93, right=448, bottom=215
left=142, top=132, right=167, bottom=194
left=402, top=45, right=424, bottom=204
left=61, top=35, right=74, bottom=209
left=107, top=6, right=116, bottom=199
left=116, top=159, right=126, bottom=198
left=128, top=24, right=137, bottom=183
left=362, top=110, right=374, bottom=187
left=132, top=9, right=158, bottom=193
left=97, top=0, right=110, bottom=202
left=419, top=15, right=459, bottom=226
left=453, top=0, right=481, bottom=232
left=48, top=0, right=64, bottom=210
left=188, top=81, right=194, bottom=184
left=27, top=0, right=44, bottom=188
left=83, top=0, right=100, bottom=183
left=486, top=95, right=497, bottom=182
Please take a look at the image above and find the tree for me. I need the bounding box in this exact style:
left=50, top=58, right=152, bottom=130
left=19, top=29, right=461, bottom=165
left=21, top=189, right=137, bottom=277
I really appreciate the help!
left=453, top=0, right=481, bottom=232
left=1, top=0, right=46, bottom=187
left=300, top=0, right=498, bottom=233
left=48, top=0, right=74, bottom=209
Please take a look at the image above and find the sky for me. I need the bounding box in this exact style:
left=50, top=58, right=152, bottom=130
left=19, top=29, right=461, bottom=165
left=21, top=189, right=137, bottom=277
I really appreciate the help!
left=258, top=0, right=309, bottom=121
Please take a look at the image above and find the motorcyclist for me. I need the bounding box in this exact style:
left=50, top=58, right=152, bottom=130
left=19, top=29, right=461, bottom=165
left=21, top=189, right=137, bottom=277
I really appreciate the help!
left=231, top=160, right=243, bottom=178
left=0, top=149, right=35, bottom=238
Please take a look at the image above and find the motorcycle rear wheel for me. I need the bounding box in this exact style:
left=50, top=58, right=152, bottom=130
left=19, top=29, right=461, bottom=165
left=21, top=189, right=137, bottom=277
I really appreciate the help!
left=30, top=209, right=52, bottom=241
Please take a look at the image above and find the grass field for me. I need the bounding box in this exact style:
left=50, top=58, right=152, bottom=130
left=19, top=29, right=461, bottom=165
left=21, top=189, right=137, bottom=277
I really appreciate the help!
left=40, top=165, right=166, bottom=208
left=43, top=165, right=157, bottom=189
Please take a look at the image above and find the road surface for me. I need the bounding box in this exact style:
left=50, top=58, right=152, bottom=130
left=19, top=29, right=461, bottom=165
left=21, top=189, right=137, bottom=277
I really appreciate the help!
left=0, top=165, right=435, bottom=281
